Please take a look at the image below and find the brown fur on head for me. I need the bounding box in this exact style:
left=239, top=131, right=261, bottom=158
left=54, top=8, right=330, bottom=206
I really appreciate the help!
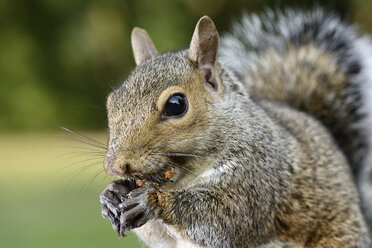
left=104, top=16, right=223, bottom=186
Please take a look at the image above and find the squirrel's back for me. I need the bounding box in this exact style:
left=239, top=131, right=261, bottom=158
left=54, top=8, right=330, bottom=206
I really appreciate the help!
left=220, top=8, right=372, bottom=213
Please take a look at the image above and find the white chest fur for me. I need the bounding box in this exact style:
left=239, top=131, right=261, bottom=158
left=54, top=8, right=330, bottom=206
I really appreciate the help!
left=134, top=220, right=204, bottom=248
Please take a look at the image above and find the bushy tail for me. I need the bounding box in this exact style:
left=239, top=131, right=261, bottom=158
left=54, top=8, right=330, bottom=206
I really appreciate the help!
left=219, top=8, right=372, bottom=214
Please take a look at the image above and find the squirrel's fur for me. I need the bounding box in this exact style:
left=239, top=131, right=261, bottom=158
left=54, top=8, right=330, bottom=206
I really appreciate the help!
left=220, top=9, right=372, bottom=212
left=100, top=8, right=372, bottom=248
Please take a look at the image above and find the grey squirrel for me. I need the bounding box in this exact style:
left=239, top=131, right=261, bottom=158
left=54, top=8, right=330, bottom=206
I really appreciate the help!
left=99, top=8, right=372, bottom=247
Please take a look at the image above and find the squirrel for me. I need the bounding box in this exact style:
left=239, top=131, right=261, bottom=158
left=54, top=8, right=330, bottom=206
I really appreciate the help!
left=99, top=8, right=372, bottom=248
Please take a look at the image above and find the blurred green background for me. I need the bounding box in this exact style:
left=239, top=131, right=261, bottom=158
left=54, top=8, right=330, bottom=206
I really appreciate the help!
left=1, top=0, right=372, bottom=247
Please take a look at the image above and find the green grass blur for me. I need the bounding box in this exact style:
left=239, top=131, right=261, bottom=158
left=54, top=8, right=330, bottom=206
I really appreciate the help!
left=0, top=132, right=144, bottom=248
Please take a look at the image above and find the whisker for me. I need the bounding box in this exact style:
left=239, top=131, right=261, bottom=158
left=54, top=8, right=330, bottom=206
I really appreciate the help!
left=150, top=136, right=205, bottom=151
left=152, top=152, right=202, bottom=158
left=50, top=151, right=105, bottom=162
left=63, top=138, right=107, bottom=151
left=52, top=146, right=106, bottom=153
left=149, top=156, right=197, bottom=176
left=142, top=156, right=159, bottom=172
left=81, top=167, right=106, bottom=193
left=151, top=158, right=197, bottom=177
left=67, top=151, right=106, bottom=156
left=147, top=158, right=189, bottom=188
left=54, top=136, right=108, bottom=150
left=165, top=162, right=196, bottom=176
left=56, top=161, right=102, bottom=188
left=52, top=157, right=104, bottom=175
left=110, top=84, right=118, bottom=94
left=58, top=126, right=107, bottom=148
left=101, top=174, right=109, bottom=183
left=73, top=104, right=106, bottom=112
left=193, top=123, right=237, bottom=129
left=64, top=161, right=102, bottom=185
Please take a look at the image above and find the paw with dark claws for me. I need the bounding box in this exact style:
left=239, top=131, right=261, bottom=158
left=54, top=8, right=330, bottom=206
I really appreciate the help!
left=100, top=180, right=158, bottom=237
left=100, top=179, right=136, bottom=236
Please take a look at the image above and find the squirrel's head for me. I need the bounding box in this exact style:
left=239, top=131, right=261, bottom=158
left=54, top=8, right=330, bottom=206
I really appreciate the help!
left=104, top=16, right=238, bottom=185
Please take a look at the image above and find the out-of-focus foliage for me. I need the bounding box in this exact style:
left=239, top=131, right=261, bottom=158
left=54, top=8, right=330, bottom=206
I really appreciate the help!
left=1, top=0, right=369, bottom=131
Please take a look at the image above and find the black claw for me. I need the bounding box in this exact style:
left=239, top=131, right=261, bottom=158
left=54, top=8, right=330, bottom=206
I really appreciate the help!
left=100, top=180, right=154, bottom=235
left=101, top=195, right=120, bottom=218
left=102, top=189, right=121, bottom=204
left=107, top=203, right=119, bottom=218
left=101, top=205, right=110, bottom=218
left=102, top=205, right=116, bottom=222
left=119, top=199, right=151, bottom=230
left=112, top=221, right=120, bottom=233
left=118, top=227, right=127, bottom=238
left=119, top=198, right=140, bottom=210
left=108, top=210, right=117, bottom=223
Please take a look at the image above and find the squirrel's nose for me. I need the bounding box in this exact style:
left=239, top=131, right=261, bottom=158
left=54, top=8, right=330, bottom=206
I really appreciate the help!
left=104, top=156, right=132, bottom=176
left=115, top=159, right=131, bottom=175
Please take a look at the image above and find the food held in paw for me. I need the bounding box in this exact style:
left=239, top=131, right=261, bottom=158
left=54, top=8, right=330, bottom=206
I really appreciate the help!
left=136, top=179, right=146, bottom=187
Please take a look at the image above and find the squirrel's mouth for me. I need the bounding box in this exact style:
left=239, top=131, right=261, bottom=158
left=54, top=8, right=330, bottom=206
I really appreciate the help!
left=115, top=153, right=195, bottom=188
left=120, top=165, right=176, bottom=189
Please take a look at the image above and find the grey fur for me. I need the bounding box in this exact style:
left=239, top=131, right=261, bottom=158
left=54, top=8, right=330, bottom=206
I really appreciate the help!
left=100, top=8, right=372, bottom=247
left=220, top=8, right=372, bottom=213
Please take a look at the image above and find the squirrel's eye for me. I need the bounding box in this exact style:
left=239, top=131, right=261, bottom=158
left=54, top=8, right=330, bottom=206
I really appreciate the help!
left=162, top=93, right=188, bottom=119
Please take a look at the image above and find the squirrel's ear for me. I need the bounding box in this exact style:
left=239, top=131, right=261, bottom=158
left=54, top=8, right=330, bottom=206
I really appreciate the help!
left=131, top=27, right=158, bottom=65
left=189, top=16, right=221, bottom=92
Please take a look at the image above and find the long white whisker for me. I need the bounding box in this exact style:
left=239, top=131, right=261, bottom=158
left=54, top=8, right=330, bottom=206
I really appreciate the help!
left=58, top=126, right=107, bottom=148
left=52, top=157, right=104, bottom=175
left=152, top=152, right=202, bottom=158
left=150, top=156, right=197, bottom=176
left=52, top=146, right=106, bottom=153
left=150, top=136, right=204, bottom=151
left=51, top=136, right=107, bottom=150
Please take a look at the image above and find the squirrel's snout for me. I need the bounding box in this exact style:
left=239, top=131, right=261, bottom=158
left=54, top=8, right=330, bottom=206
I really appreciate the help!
left=104, top=156, right=132, bottom=177
left=104, top=146, right=132, bottom=176
left=115, top=160, right=131, bottom=175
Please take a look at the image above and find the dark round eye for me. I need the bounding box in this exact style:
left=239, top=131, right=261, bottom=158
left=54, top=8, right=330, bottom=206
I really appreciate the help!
left=162, top=93, right=188, bottom=119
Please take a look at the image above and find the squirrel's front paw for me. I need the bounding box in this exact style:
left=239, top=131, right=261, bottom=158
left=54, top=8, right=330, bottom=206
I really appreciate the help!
left=117, top=185, right=159, bottom=237
left=100, top=179, right=137, bottom=236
